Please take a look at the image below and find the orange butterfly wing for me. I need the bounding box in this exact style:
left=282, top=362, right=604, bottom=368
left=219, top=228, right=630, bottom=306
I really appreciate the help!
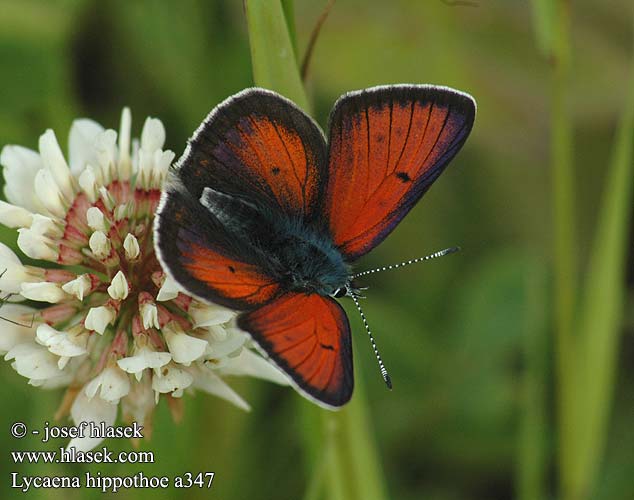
left=155, top=89, right=329, bottom=310
left=179, top=242, right=280, bottom=306
left=324, top=85, right=476, bottom=260
left=177, top=88, right=328, bottom=221
left=155, top=189, right=282, bottom=309
left=238, top=293, right=353, bottom=408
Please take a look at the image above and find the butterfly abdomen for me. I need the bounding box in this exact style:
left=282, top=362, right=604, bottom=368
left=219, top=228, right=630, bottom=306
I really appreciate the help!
left=199, top=187, right=264, bottom=234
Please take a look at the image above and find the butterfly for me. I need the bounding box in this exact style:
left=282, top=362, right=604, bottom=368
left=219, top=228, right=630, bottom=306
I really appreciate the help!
left=154, top=84, right=476, bottom=409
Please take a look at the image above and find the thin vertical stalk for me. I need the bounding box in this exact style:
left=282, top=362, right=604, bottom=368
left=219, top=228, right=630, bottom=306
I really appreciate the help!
left=517, top=267, right=548, bottom=500
left=549, top=2, right=580, bottom=497
left=322, top=365, right=389, bottom=500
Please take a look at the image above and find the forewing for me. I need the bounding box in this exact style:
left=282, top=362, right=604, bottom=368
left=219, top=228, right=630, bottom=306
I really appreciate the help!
left=175, top=87, right=328, bottom=221
left=238, top=293, right=353, bottom=408
left=324, top=85, right=476, bottom=260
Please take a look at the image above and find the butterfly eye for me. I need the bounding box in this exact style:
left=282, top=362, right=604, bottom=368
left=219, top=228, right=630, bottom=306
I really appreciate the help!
left=331, top=287, right=347, bottom=298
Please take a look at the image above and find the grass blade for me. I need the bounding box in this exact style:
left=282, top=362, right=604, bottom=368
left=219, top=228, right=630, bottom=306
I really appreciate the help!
left=244, top=0, right=310, bottom=111
left=280, top=0, right=298, bottom=56
left=574, top=40, right=634, bottom=498
left=517, top=266, right=549, bottom=500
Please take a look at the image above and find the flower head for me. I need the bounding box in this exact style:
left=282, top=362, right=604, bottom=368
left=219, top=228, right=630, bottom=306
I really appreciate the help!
left=0, top=110, right=288, bottom=451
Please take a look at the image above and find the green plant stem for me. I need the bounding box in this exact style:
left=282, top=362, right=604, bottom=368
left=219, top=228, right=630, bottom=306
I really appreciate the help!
left=302, top=447, right=327, bottom=500
left=321, top=368, right=389, bottom=500
left=244, top=0, right=310, bottom=111
left=517, top=267, right=548, bottom=500
left=549, top=2, right=580, bottom=497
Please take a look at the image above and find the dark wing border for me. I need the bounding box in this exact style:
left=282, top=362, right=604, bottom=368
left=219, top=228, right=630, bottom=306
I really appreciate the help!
left=174, top=87, right=329, bottom=222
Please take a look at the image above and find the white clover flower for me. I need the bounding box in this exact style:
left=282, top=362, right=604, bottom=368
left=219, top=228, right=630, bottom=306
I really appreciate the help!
left=68, top=390, right=117, bottom=452
left=84, top=305, right=116, bottom=334
left=35, top=324, right=88, bottom=369
left=189, top=364, right=250, bottom=411
left=0, top=304, right=37, bottom=353
left=117, top=334, right=171, bottom=381
left=0, top=109, right=289, bottom=451
left=0, top=243, right=44, bottom=293
left=162, top=321, right=208, bottom=365
left=84, top=364, right=131, bottom=404
left=5, top=342, right=66, bottom=383
left=120, top=374, right=154, bottom=435
left=155, top=274, right=182, bottom=302
left=152, top=362, right=193, bottom=401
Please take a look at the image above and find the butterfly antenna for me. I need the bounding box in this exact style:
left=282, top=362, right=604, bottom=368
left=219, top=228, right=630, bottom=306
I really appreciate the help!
left=347, top=285, right=392, bottom=390
left=352, top=246, right=461, bottom=279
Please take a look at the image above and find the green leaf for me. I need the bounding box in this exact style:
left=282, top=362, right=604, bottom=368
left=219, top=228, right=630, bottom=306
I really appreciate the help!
left=244, top=0, right=310, bottom=111
left=281, top=0, right=298, bottom=57
left=574, top=54, right=634, bottom=497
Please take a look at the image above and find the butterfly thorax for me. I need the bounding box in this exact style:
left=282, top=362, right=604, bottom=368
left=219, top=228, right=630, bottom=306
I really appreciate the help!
left=272, top=220, right=350, bottom=296
left=200, top=187, right=350, bottom=296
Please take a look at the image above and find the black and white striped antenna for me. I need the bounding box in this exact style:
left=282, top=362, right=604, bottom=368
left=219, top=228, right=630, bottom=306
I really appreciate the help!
left=347, top=284, right=392, bottom=390
left=353, top=246, right=460, bottom=279
left=347, top=246, right=461, bottom=389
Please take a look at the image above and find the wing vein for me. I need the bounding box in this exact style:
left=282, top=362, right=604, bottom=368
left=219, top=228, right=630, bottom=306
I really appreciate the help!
left=385, top=95, right=393, bottom=179
left=421, top=104, right=452, bottom=173
left=364, top=102, right=371, bottom=203
left=391, top=100, right=416, bottom=175
left=270, top=118, right=307, bottom=214
left=408, top=101, right=434, bottom=175
left=293, top=335, right=320, bottom=370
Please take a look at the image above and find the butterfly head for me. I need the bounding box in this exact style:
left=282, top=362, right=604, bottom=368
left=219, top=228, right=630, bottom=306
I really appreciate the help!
left=330, top=286, right=348, bottom=298
left=330, top=282, right=366, bottom=299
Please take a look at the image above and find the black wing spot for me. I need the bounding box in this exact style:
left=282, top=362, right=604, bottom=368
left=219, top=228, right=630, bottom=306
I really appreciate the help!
left=228, top=265, right=236, bottom=273
left=396, top=172, right=411, bottom=182
left=376, top=134, right=385, bottom=143
left=320, top=343, right=335, bottom=351
left=271, top=167, right=281, bottom=175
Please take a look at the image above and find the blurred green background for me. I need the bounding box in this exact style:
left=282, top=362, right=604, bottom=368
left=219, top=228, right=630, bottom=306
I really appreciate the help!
left=1, top=1, right=633, bottom=499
